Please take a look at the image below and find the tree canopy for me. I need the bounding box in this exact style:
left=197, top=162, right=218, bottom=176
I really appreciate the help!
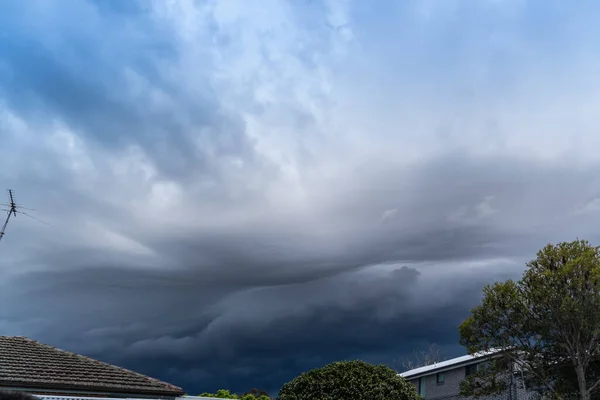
left=459, top=239, right=600, bottom=400
left=198, top=389, right=270, bottom=400
left=278, top=360, right=419, bottom=400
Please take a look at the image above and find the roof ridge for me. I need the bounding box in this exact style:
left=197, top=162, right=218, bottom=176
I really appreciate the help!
left=23, top=338, right=182, bottom=391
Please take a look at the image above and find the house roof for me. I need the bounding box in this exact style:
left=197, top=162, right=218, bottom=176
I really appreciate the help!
left=0, top=336, right=184, bottom=397
left=398, top=349, right=501, bottom=379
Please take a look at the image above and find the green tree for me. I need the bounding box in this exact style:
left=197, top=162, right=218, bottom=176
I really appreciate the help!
left=241, top=395, right=270, bottom=400
left=242, top=388, right=269, bottom=397
left=240, top=388, right=271, bottom=400
left=198, top=389, right=271, bottom=399
left=278, top=360, right=419, bottom=400
left=459, top=240, right=600, bottom=400
left=199, top=389, right=239, bottom=398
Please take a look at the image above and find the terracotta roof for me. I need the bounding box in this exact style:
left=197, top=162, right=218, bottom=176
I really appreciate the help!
left=0, top=336, right=184, bottom=397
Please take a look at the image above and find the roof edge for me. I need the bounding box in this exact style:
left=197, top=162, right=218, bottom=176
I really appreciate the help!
left=0, top=381, right=184, bottom=397
left=398, top=349, right=503, bottom=379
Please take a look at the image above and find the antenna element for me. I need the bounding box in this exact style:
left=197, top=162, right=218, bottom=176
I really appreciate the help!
left=0, top=190, right=48, bottom=244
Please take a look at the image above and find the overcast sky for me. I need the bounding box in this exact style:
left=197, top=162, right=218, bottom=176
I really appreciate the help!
left=1, top=0, right=600, bottom=396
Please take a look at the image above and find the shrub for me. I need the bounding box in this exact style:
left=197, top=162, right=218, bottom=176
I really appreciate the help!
left=241, top=395, right=270, bottom=400
left=199, top=389, right=238, bottom=398
left=242, top=388, right=270, bottom=399
left=278, top=360, right=419, bottom=400
left=199, top=389, right=271, bottom=400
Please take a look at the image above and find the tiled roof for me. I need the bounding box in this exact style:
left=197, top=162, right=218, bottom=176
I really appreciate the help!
left=0, top=336, right=184, bottom=397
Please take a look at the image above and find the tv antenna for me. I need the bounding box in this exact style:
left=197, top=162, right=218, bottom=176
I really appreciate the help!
left=0, top=189, right=48, bottom=244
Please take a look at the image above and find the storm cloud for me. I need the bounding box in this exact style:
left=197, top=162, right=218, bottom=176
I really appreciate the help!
left=2, top=0, right=600, bottom=395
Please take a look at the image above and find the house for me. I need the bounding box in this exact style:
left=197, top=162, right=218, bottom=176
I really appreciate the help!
left=0, top=336, right=184, bottom=399
left=398, top=350, right=532, bottom=400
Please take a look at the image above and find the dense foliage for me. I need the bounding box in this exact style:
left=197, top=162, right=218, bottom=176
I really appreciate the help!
left=278, top=360, right=419, bottom=400
left=241, top=389, right=270, bottom=399
left=198, top=389, right=270, bottom=399
left=459, top=240, right=600, bottom=400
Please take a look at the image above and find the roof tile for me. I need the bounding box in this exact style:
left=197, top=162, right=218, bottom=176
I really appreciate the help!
left=0, top=336, right=184, bottom=397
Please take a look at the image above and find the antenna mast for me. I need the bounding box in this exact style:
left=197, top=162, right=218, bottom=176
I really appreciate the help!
left=0, top=189, right=47, bottom=244
left=0, top=190, right=17, bottom=243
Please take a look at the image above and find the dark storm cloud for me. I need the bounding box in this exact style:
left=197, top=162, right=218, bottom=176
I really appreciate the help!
left=3, top=152, right=600, bottom=394
left=2, top=0, right=600, bottom=396
left=3, top=149, right=600, bottom=395
left=0, top=262, right=492, bottom=394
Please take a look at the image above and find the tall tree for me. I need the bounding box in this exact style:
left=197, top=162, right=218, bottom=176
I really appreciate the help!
left=459, top=240, right=600, bottom=400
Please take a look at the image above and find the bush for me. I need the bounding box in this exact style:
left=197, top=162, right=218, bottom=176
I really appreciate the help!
left=198, top=389, right=270, bottom=400
left=278, top=360, right=419, bottom=400
left=199, top=389, right=239, bottom=398
left=241, top=395, right=270, bottom=400
left=242, top=388, right=270, bottom=400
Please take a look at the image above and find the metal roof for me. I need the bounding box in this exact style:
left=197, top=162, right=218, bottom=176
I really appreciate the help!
left=398, top=349, right=501, bottom=379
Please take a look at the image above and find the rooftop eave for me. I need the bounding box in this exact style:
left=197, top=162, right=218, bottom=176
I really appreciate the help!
left=398, top=349, right=504, bottom=379
left=0, top=380, right=184, bottom=398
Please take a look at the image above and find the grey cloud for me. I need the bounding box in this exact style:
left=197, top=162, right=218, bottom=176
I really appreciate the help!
left=2, top=0, right=600, bottom=396
left=0, top=262, right=489, bottom=394
left=4, top=153, right=599, bottom=347
left=124, top=154, right=600, bottom=288
left=0, top=3, right=267, bottom=183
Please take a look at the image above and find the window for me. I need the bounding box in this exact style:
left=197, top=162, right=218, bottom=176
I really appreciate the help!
left=465, top=363, right=479, bottom=377
left=418, top=377, right=426, bottom=396
left=436, top=372, right=445, bottom=385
